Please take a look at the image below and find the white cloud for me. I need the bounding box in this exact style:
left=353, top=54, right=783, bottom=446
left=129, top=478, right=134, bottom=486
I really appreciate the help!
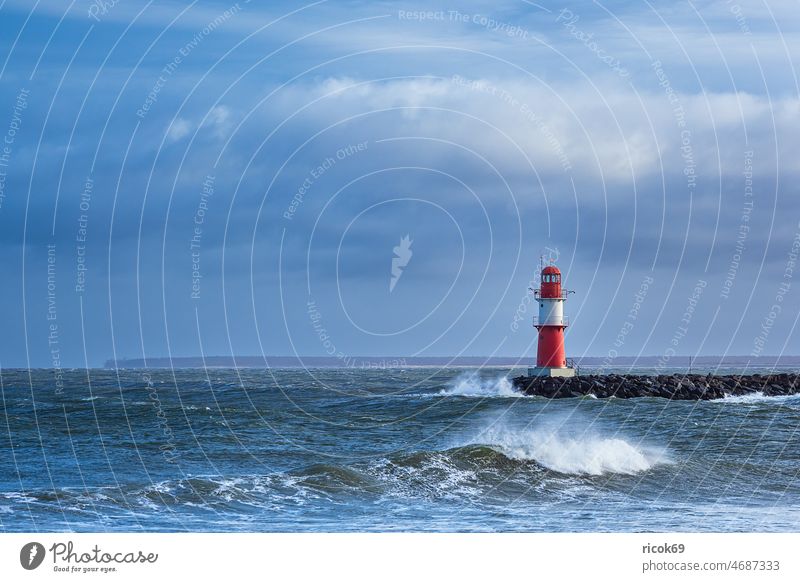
left=166, top=106, right=232, bottom=142
left=270, top=75, right=800, bottom=188
left=204, top=105, right=233, bottom=138
left=167, top=117, right=192, bottom=141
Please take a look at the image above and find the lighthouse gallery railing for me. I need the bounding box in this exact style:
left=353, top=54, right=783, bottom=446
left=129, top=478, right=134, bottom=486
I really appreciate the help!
left=532, top=289, right=572, bottom=300
left=532, top=316, right=570, bottom=326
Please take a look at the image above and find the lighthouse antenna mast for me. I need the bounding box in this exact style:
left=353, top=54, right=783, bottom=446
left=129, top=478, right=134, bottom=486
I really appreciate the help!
left=538, top=254, right=544, bottom=285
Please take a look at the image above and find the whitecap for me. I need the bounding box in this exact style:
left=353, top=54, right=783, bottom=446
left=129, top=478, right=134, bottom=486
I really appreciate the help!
left=438, top=372, right=521, bottom=398
left=475, top=424, right=671, bottom=476
left=712, top=392, right=800, bottom=404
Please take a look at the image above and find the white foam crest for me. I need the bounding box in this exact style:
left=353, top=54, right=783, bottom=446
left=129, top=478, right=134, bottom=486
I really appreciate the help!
left=715, top=392, right=765, bottom=403
left=1, top=491, right=37, bottom=503
left=477, top=424, right=670, bottom=475
left=712, top=392, right=800, bottom=404
left=440, top=372, right=521, bottom=398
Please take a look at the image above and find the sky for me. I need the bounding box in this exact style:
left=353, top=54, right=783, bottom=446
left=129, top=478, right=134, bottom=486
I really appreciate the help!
left=0, top=0, right=799, bottom=368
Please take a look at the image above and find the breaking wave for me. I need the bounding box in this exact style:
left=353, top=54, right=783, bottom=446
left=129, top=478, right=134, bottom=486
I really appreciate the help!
left=474, top=423, right=671, bottom=476
left=712, top=392, right=800, bottom=404
left=439, top=372, right=520, bottom=397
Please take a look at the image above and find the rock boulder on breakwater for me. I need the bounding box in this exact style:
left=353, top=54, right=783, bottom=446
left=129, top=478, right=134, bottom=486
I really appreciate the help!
left=511, top=373, right=800, bottom=400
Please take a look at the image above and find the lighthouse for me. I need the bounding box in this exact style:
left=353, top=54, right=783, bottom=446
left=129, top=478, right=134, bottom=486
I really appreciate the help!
left=529, top=262, right=576, bottom=377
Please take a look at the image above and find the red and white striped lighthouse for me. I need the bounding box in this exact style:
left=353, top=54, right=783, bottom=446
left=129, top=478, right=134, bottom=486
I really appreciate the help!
left=529, top=262, right=576, bottom=377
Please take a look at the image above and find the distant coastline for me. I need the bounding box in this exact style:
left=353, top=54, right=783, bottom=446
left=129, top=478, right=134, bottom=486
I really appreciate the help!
left=104, top=355, right=800, bottom=369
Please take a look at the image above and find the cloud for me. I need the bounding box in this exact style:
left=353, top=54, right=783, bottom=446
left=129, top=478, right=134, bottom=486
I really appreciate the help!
left=167, top=117, right=192, bottom=141
left=165, top=105, right=232, bottom=142
left=263, top=75, right=800, bottom=189
left=204, top=104, right=232, bottom=137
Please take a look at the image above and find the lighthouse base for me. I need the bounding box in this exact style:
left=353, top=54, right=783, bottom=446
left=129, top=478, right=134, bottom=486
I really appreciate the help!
left=527, top=366, right=576, bottom=378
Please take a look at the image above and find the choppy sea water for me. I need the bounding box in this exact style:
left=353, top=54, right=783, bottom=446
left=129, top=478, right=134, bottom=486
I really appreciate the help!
left=1, top=367, right=799, bottom=532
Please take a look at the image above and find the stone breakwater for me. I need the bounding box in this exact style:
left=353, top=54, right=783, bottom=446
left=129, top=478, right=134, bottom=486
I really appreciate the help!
left=512, top=373, right=800, bottom=400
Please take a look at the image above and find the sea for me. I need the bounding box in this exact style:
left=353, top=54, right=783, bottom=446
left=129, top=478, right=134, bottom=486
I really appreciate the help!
left=1, top=366, right=799, bottom=532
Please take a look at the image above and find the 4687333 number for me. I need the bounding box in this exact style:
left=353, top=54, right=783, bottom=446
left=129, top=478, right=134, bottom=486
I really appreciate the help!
left=729, top=560, right=780, bottom=571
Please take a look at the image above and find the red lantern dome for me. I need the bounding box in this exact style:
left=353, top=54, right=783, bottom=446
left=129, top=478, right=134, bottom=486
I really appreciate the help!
left=539, top=265, right=562, bottom=298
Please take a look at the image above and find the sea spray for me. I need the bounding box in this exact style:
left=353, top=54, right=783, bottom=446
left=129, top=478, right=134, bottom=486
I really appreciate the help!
left=473, top=416, right=671, bottom=475
left=712, top=392, right=800, bottom=405
left=440, top=372, right=520, bottom=397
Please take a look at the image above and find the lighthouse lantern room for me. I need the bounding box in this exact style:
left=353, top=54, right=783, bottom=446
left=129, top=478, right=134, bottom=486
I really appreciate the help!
left=529, top=262, right=576, bottom=377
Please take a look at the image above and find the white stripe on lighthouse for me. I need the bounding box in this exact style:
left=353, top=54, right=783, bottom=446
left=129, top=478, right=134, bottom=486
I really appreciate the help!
left=538, top=298, right=564, bottom=326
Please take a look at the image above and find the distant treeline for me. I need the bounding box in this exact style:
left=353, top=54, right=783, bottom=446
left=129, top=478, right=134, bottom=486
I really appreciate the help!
left=105, top=355, right=800, bottom=369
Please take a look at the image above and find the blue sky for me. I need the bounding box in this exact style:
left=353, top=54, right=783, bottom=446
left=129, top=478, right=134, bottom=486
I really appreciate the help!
left=1, top=0, right=799, bottom=367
